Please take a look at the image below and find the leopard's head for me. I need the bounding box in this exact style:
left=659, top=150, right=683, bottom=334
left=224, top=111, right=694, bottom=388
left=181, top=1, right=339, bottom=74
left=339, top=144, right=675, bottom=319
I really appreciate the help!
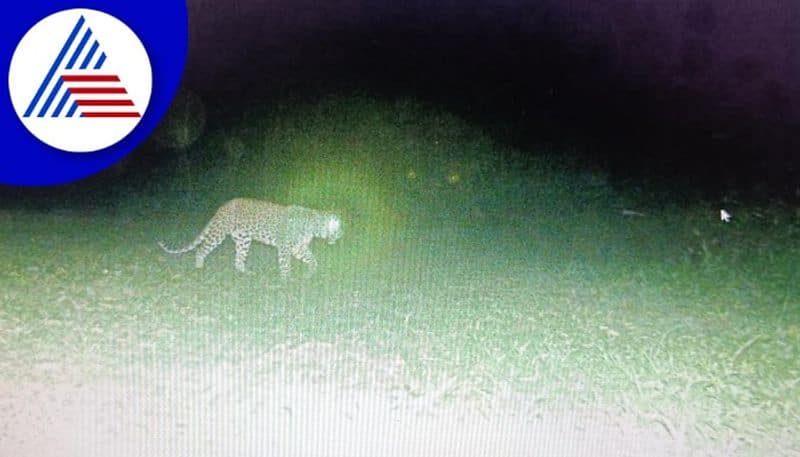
left=322, top=214, right=342, bottom=244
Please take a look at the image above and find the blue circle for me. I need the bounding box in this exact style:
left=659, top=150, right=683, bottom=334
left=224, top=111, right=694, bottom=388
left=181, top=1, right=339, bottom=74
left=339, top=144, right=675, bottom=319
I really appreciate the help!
left=1, top=1, right=187, bottom=185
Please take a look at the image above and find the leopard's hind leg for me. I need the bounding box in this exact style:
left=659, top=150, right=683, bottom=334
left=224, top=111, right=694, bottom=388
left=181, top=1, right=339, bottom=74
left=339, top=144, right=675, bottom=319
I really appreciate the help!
left=231, top=231, right=253, bottom=273
left=277, top=247, right=293, bottom=279
left=194, top=232, right=226, bottom=269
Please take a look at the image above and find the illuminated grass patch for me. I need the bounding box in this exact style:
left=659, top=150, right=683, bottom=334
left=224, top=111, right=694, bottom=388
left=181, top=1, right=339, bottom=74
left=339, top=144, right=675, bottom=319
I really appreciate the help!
left=1, top=93, right=799, bottom=456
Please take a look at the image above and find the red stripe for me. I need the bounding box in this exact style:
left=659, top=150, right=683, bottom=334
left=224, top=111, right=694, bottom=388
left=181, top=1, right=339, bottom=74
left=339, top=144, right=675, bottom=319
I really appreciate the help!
left=68, top=87, right=128, bottom=94
left=61, top=75, right=120, bottom=82
left=81, top=112, right=141, bottom=118
left=76, top=99, right=135, bottom=106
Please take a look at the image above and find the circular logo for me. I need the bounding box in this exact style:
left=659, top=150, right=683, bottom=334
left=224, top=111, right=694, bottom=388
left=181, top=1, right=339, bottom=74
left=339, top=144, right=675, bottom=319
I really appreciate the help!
left=1, top=1, right=186, bottom=185
left=8, top=9, right=152, bottom=153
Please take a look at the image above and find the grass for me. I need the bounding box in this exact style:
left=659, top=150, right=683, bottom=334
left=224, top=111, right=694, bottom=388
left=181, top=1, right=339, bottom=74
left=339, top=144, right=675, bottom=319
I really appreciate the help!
left=1, top=93, right=799, bottom=456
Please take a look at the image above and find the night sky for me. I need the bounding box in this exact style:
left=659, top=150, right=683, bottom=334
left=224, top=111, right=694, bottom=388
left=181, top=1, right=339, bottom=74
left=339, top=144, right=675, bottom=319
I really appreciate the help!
left=184, top=0, right=799, bottom=193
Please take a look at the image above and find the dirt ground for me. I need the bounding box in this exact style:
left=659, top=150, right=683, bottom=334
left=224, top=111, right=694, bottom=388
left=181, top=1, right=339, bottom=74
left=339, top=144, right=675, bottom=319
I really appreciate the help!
left=0, top=343, right=688, bottom=457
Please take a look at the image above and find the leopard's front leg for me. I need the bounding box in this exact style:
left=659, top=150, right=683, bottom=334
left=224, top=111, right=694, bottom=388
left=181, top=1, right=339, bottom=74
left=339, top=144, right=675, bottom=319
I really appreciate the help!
left=293, top=245, right=318, bottom=278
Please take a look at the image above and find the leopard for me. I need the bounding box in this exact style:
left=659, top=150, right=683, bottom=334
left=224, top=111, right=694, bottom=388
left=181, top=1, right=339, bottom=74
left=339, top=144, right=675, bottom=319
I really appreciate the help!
left=158, top=198, right=342, bottom=278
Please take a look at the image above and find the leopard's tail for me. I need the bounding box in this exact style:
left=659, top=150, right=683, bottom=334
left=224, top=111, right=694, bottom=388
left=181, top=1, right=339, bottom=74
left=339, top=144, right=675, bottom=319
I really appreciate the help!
left=157, top=234, right=204, bottom=254
left=158, top=210, right=220, bottom=255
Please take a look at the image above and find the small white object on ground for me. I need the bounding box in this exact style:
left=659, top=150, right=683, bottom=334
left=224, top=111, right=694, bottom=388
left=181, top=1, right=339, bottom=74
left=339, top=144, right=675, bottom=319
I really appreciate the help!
left=621, top=209, right=645, bottom=217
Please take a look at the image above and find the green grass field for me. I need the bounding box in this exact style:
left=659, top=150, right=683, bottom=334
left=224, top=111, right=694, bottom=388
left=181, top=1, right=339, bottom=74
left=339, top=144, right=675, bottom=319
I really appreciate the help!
left=1, top=94, right=799, bottom=456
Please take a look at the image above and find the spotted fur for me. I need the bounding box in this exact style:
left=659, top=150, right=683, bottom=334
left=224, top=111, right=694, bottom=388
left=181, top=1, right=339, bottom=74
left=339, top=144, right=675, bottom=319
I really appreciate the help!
left=158, top=198, right=342, bottom=278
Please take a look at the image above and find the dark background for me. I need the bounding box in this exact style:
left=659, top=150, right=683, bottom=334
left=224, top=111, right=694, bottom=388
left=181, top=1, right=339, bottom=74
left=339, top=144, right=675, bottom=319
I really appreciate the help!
left=181, top=0, right=799, bottom=197
left=3, top=0, right=797, bottom=199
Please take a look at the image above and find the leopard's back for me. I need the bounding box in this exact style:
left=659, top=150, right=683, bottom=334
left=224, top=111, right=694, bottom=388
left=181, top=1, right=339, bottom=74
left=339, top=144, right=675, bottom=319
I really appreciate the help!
left=215, top=198, right=285, bottom=236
